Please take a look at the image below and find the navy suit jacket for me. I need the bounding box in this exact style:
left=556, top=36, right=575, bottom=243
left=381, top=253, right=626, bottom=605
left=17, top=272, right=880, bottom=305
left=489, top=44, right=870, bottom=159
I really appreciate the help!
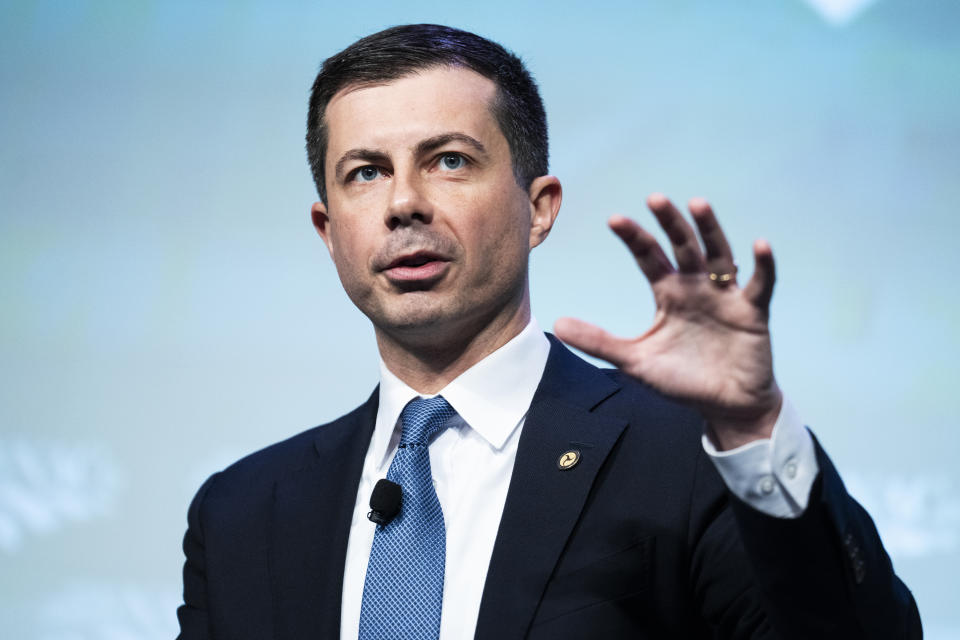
left=177, top=336, right=921, bottom=639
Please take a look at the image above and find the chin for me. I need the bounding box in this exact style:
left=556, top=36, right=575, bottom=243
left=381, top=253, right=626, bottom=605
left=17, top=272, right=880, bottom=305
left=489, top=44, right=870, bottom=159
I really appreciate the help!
left=371, top=298, right=457, bottom=333
left=361, top=283, right=523, bottom=346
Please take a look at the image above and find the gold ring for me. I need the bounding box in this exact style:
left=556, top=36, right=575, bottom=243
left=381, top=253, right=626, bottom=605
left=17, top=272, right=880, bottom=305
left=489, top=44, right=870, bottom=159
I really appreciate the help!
left=708, top=267, right=737, bottom=286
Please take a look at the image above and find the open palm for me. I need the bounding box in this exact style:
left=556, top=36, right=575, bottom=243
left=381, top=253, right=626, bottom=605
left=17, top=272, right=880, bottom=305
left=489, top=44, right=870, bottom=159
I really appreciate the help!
left=555, top=194, right=783, bottom=450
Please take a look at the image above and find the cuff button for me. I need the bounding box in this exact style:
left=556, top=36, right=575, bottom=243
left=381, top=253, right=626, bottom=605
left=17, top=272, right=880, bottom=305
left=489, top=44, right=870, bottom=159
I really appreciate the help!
left=784, top=460, right=798, bottom=479
left=759, top=476, right=775, bottom=495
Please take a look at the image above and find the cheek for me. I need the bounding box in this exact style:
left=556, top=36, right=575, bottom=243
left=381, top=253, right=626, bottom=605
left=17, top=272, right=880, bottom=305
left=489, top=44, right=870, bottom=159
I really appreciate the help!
left=468, top=196, right=530, bottom=269
left=329, top=220, right=372, bottom=282
left=491, top=191, right=532, bottom=243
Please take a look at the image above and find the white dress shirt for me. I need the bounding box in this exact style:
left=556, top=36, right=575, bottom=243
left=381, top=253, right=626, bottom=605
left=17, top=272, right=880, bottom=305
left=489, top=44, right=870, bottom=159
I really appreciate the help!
left=340, top=318, right=818, bottom=640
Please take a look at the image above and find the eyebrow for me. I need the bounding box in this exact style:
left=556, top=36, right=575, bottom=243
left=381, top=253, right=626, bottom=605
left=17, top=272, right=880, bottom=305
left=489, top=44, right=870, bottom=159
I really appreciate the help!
left=334, top=149, right=390, bottom=182
left=414, top=133, right=487, bottom=158
left=333, top=133, right=488, bottom=182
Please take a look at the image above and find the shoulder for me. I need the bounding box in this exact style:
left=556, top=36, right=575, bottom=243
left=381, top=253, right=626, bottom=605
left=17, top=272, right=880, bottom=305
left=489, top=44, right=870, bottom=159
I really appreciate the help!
left=599, top=368, right=711, bottom=473
left=196, top=392, right=377, bottom=505
left=544, top=334, right=705, bottom=451
left=601, top=368, right=702, bottom=426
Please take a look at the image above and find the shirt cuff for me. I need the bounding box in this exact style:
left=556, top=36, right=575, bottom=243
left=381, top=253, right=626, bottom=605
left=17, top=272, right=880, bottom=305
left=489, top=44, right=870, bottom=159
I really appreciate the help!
left=701, top=396, right=819, bottom=518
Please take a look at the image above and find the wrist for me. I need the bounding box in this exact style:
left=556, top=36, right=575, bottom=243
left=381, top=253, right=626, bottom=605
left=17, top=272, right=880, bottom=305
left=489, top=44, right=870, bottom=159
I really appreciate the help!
left=704, top=387, right=783, bottom=451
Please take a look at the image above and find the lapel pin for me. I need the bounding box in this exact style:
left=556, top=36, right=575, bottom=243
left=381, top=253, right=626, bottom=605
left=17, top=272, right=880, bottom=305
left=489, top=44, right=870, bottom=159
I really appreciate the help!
left=557, top=449, right=581, bottom=470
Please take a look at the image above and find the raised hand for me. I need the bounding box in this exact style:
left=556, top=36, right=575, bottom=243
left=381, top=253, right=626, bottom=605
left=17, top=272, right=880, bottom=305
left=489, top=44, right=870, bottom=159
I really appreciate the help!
left=554, top=193, right=783, bottom=450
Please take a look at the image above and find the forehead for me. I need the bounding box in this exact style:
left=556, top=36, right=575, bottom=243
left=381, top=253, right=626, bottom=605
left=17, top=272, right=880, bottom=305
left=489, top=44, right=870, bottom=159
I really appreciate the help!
left=324, top=66, right=503, bottom=157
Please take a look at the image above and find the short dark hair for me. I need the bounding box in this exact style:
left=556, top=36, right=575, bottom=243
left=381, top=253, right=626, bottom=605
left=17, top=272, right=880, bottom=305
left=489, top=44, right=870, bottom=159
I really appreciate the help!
left=305, top=24, right=548, bottom=203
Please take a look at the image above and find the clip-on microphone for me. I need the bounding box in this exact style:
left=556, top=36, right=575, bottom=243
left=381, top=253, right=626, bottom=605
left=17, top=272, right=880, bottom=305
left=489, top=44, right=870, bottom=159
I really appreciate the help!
left=367, top=479, right=402, bottom=526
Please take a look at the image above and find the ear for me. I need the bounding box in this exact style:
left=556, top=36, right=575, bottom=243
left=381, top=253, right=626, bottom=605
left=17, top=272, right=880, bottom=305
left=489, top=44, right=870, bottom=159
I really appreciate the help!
left=527, top=175, right=562, bottom=249
left=311, top=201, right=335, bottom=255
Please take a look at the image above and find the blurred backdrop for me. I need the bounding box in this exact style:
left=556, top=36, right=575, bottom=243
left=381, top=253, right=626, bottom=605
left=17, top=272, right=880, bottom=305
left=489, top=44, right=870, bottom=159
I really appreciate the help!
left=1, top=0, right=958, bottom=636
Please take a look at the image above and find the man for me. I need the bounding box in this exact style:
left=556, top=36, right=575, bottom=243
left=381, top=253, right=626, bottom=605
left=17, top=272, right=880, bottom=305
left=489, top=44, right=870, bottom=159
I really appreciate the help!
left=177, top=24, right=920, bottom=639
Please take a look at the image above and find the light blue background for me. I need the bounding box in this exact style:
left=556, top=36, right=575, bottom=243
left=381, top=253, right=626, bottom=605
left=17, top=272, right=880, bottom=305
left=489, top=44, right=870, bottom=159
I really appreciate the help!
left=2, top=0, right=958, bottom=636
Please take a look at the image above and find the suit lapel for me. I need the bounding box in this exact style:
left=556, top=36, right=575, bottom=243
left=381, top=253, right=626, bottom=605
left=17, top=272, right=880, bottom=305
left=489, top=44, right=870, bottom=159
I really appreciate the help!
left=270, top=390, right=378, bottom=640
left=475, top=337, right=626, bottom=639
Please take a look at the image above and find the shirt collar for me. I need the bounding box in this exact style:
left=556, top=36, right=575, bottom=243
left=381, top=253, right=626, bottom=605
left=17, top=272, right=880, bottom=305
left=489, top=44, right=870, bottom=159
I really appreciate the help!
left=372, top=318, right=551, bottom=470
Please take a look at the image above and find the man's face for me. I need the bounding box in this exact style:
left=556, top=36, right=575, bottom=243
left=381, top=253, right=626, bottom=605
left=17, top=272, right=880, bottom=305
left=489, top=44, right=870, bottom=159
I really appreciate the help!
left=313, top=66, right=556, bottom=345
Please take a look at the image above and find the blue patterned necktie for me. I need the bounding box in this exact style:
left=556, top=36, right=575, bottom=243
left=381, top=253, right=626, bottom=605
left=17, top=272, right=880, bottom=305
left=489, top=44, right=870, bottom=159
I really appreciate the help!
left=359, top=395, right=455, bottom=640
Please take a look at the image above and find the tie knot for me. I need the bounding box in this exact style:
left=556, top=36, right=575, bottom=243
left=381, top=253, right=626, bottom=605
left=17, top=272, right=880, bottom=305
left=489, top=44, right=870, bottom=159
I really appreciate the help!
left=399, top=395, right=455, bottom=446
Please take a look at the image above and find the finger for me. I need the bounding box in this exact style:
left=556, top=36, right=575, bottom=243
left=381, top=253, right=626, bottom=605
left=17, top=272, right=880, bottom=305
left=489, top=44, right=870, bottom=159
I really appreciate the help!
left=554, top=317, right=633, bottom=368
left=608, top=215, right=675, bottom=284
left=742, top=239, right=776, bottom=309
left=688, top=197, right=735, bottom=267
left=647, top=193, right=705, bottom=273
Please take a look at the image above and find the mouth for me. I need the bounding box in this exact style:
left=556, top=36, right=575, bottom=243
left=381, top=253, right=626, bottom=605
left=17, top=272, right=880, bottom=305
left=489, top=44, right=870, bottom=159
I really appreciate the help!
left=380, top=251, right=451, bottom=283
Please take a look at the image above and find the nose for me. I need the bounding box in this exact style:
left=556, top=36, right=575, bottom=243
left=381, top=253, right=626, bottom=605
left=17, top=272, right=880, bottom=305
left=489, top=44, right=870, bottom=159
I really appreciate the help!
left=384, top=168, right=433, bottom=230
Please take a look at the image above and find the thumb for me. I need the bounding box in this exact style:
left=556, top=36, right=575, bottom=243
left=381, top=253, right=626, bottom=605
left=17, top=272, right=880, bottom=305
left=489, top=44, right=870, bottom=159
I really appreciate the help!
left=554, top=317, right=632, bottom=368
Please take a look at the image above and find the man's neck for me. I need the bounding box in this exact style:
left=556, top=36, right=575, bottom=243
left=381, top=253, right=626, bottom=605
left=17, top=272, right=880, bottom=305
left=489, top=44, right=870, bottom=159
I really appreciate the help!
left=375, top=303, right=532, bottom=395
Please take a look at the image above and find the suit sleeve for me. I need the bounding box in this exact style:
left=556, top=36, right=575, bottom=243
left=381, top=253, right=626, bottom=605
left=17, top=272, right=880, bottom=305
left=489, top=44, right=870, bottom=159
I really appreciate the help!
left=723, top=441, right=922, bottom=639
left=176, top=472, right=221, bottom=640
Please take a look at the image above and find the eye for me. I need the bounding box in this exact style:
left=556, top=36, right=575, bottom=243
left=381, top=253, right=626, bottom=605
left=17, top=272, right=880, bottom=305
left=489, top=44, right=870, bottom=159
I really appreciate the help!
left=438, top=153, right=466, bottom=171
left=352, top=166, right=384, bottom=183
